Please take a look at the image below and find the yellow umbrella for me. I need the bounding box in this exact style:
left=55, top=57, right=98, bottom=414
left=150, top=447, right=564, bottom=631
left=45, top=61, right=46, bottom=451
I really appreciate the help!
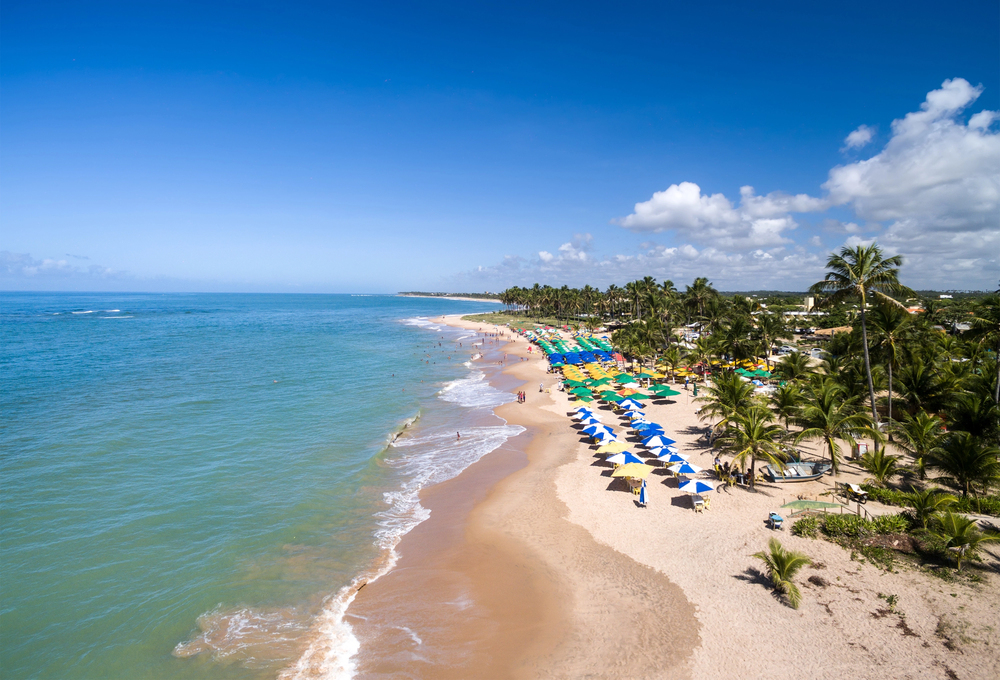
left=611, top=463, right=654, bottom=479
left=597, top=441, right=628, bottom=454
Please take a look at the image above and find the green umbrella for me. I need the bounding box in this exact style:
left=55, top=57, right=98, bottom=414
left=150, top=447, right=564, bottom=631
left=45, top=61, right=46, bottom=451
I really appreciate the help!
left=650, top=385, right=682, bottom=397
left=564, top=380, right=588, bottom=388
left=589, top=377, right=613, bottom=385
left=780, top=500, right=844, bottom=510
left=569, top=387, right=593, bottom=395
left=615, top=374, right=638, bottom=384
left=573, top=395, right=595, bottom=403
left=599, top=391, right=624, bottom=402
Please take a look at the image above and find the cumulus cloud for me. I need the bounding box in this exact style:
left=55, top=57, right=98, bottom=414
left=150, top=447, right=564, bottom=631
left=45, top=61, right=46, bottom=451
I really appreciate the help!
left=843, top=124, right=875, bottom=150
left=823, top=77, right=1000, bottom=284
left=449, top=237, right=826, bottom=291
left=459, top=77, right=998, bottom=292
left=616, top=181, right=825, bottom=250
left=1, top=251, right=126, bottom=290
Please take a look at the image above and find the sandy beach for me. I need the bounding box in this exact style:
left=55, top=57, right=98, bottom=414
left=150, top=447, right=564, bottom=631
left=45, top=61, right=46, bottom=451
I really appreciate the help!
left=350, top=315, right=999, bottom=679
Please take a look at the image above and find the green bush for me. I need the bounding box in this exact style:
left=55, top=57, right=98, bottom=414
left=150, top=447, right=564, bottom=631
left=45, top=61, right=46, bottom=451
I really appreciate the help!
left=822, top=513, right=910, bottom=538
left=861, top=484, right=910, bottom=507
left=954, top=495, right=1000, bottom=516
left=792, top=516, right=821, bottom=538
left=871, top=514, right=910, bottom=534
left=823, top=514, right=872, bottom=538
left=860, top=484, right=1000, bottom=518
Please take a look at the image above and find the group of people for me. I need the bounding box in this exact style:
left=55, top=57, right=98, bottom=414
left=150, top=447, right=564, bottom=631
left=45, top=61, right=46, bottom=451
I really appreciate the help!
left=516, top=390, right=527, bottom=403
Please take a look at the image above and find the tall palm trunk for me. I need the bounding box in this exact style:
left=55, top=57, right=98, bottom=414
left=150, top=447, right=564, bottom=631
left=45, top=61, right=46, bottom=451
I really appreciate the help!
left=859, top=307, right=878, bottom=421
left=887, top=361, right=894, bottom=442
left=994, top=339, right=1000, bottom=404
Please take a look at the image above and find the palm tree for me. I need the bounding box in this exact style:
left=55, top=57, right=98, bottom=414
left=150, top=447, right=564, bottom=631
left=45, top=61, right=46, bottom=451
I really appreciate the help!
left=683, top=277, right=718, bottom=322
left=752, top=538, right=812, bottom=609
left=964, top=294, right=1000, bottom=404
left=770, top=382, right=804, bottom=430
left=890, top=411, right=945, bottom=480
left=773, top=351, right=814, bottom=383
left=793, top=380, right=880, bottom=474
left=696, top=371, right=757, bottom=437
left=907, top=487, right=957, bottom=531
left=868, top=299, right=911, bottom=433
left=809, top=244, right=914, bottom=423
left=932, top=511, right=1000, bottom=572
left=895, top=357, right=951, bottom=416
left=858, top=447, right=901, bottom=487
left=928, top=432, right=1000, bottom=498
left=715, top=405, right=788, bottom=488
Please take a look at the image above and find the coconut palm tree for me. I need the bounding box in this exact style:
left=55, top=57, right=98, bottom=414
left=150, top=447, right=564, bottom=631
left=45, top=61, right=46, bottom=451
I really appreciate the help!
left=858, top=447, right=902, bottom=487
left=907, top=487, right=957, bottom=531
left=928, top=432, right=1000, bottom=498
left=868, top=299, right=911, bottom=433
left=715, top=405, right=788, bottom=488
left=756, top=313, right=788, bottom=369
left=932, top=511, right=1000, bottom=572
left=890, top=410, right=946, bottom=480
left=696, top=371, right=757, bottom=437
left=809, top=244, right=914, bottom=423
left=770, top=382, right=804, bottom=430
left=793, top=379, right=880, bottom=474
left=773, top=351, right=814, bottom=383
left=964, top=294, right=1000, bottom=404
left=752, top=538, right=812, bottom=608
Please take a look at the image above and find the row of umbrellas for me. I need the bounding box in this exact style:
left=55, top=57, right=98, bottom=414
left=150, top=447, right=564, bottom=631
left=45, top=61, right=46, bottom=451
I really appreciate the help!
left=571, top=405, right=716, bottom=499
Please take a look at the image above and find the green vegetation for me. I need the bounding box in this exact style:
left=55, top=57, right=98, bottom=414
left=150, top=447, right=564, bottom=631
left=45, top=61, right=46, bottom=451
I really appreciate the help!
left=753, top=538, right=812, bottom=609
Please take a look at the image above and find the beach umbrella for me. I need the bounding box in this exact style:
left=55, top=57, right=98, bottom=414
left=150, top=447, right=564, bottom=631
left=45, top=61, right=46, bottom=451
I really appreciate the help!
left=611, top=463, right=654, bottom=479
left=600, top=391, right=624, bottom=402
left=780, top=500, right=844, bottom=510
left=638, top=481, right=648, bottom=506
left=642, top=435, right=677, bottom=448
left=572, top=395, right=595, bottom=402
left=615, top=375, right=639, bottom=385
left=619, top=399, right=644, bottom=410
left=607, top=451, right=644, bottom=465
left=648, top=446, right=680, bottom=457
left=668, top=462, right=704, bottom=475
left=578, top=417, right=603, bottom=426
left=657, top=452, right=689, bottom=464
left=678, top=479, right=715, bottom=494
left=650, top=385, right=682, bottom=397
left=593, top=432, right=619, bottom=443
left=570, top=406, right=593, bottom=413
left=569, top=387, right=593, bottom=395
left=596, top=441, right=628, bottom=454
left=582, top=424, right=612, bottom=435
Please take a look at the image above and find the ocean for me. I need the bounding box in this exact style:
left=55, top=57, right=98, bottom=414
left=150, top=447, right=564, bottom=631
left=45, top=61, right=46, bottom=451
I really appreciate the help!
left=0, top=293, right=520, bottom=679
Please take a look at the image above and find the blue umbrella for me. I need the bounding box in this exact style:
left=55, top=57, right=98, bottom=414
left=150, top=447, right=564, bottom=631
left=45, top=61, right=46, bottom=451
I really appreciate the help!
left=571, top=410, right=597, bottom=419
left=607, top=451, right=644, bottom=465
left=647, top=446, right=680, bottom=457
left=638, top=480, right=648, bottom=506
left=678, top=479, right=714, bottom=494
left=619, top=400, right=644, bottom=410
left=582, top=424, right=612, bottom=435
left=657, top=452, right=689, bottom=464
left=668, top=462, right=704, bottom=475
left=627, top=411, right=647, bottom=420
left=633, top=423, right=664, bottom=433
left=642, top=435, right=677, bottom=448
left=579, top=417, right=603, bottom=425
left=593, top=432, right=619, bottom=443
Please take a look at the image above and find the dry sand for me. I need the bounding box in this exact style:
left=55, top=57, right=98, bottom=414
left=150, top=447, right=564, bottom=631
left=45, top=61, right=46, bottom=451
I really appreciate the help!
left=355, top=315, right=1000, bottom=679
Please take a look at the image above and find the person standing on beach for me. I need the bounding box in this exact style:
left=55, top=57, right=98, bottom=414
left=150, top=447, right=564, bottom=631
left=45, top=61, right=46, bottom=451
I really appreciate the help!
left=457, top=432, right=461, bottom=441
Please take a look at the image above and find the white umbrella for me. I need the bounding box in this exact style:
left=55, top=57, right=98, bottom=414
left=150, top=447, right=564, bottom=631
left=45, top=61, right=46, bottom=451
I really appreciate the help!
left=668, top=462, right=704, bottom=475
left=607, top=451, right=644, bottom=465
left=678, top=479, right=714, bottom=494
left=647, top=446, right=680, bottom=456
left=657, top=452, right=689, bottom=464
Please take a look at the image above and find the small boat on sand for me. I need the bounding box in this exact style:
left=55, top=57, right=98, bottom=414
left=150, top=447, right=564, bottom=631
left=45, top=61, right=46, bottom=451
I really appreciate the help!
left=763, top=461, right=831, bottom=482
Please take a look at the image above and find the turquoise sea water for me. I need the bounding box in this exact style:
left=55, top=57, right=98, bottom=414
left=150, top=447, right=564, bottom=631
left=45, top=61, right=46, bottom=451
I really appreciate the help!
left=1, top=293, right=516, bottom=679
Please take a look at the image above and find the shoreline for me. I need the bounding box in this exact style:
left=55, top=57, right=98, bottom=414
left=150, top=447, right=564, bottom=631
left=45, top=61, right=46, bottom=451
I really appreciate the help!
left=396, top=294, right=503, bottom=303
left=343, top=313, right=999, bottom=679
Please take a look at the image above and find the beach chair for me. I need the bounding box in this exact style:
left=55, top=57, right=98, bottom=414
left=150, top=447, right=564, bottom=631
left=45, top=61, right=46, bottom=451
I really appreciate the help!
left=846, top=483, right=868, bottom=504
left=703, top=497, right=711, bottom=511
left=767, top=513, right=783, bottom=530
left=692, top=495, right=705, bottom=512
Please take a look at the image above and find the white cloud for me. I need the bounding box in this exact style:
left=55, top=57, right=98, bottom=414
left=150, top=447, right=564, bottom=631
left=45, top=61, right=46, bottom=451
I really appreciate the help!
left=843, top=124, right=875, bottom=150
left=823, top=77, right=1000, bottom=285
left=616, top=182, right=825, bottom=250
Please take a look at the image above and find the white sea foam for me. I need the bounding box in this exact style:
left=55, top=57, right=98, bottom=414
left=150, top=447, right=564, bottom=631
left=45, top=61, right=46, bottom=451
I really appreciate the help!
left=72, top=310, right=94, bottom=314
left=400, top=317, right=442, bottom=332
left=284, top=362, right=523, bottom=680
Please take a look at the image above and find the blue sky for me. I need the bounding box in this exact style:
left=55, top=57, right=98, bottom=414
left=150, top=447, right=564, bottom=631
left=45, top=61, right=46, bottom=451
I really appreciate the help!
left=2, top=1, right=998, bottom=292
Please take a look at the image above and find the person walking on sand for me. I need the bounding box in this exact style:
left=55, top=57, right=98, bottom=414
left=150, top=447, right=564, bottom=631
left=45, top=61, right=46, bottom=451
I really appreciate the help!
left=457, top=432, right=461, bottom=441
left=539, top=382, right=544, bottom=392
